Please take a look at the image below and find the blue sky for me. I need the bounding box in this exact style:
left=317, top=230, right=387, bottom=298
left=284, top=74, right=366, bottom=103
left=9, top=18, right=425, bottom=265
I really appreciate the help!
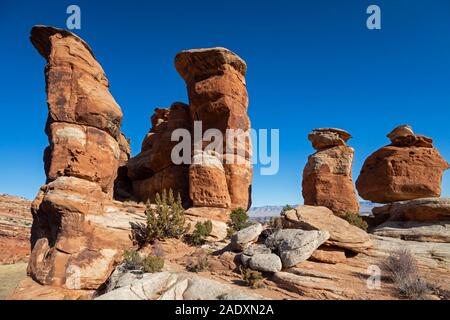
left=0, top=0, right=449, bottom=206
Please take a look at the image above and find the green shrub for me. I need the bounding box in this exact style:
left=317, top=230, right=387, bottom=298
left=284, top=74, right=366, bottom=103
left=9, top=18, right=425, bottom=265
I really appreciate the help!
left=123, top=249, right=142, bottom=269
left=186, top=250, right=210, bottom=272
left=240, top=266, right=264, bottom=289
left=227, top=208, right=251, bottom=238
left=142, top=255, right=165, bottom=273
left=131, top=189, right=188, bottom=247
left=188, top=220, right=213, bottom=246
left=341, top=212, right=368, bottom=231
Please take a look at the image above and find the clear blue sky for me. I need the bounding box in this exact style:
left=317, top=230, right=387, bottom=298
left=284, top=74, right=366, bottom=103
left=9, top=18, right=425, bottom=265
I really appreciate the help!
left=1, top=0, right=449, bottom=206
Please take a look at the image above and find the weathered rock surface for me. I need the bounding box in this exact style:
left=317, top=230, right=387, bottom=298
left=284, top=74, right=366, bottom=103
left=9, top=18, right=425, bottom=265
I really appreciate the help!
left=307, top=128, right=351, bottom=151
left=302, top=128, right=360, bottom=214
left=30, top=26, right=123, bottom=139
left=248, top=253, right=282, bottom=273
left=96, top=271, right=264, bottom=300
left=366, top=235, right=450, bottom=271
left=282, top=206, right=372, bottom=253
left=175, top=47, right=253, bottom=210
left=231, top=223, right=263, bottom=250
left=356, top=126, right=449, bottom=203
left=184, top=207, right=229, bottom=241
left=0, top=195, right=32, bottom=264
left=28, top=177, right=146, bottom=289
left=372, top=221, right=450, bottom=243
left=28, top=26, right=145, bottom=289
left=372, top=197, right=450, bottom=222
left=127, top=103, right=192, bottom=206
left=310, top=246, right=347, bottom=264
left=189, top=152, right=231, bottom=208
left=266, top=229, right=329, bottom=267
left=127, top=48, right=253, bottom=210
left=241, top=244, right=272, bottom=266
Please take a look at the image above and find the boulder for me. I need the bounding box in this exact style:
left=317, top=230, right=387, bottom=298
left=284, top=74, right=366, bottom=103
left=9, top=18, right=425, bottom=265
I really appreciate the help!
left=302, top=129, right=360, bottom=214
left=266, top=229, right=329, bottom=267
left=241, top=244, right=272, bottom=266
left=372, top=197, right=450, bottom=222
left=248, top=253, right=282, bottom=273
left=230, top=223, right=263, bottom=250
left=282, top=205, right=372, bottom=253
left=96, top=271, right=264, bottom=300
left=307, top=128, right=351, bottom=151
left=356, top=126, right=449, bottom=203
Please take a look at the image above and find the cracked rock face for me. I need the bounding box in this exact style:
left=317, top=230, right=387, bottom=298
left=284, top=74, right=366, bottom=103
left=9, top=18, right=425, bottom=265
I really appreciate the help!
left=28, top=26, right=142, bottom=289
left=302, top=128, right=360, bottom=215
left=356, top=125, right=449, bottom=203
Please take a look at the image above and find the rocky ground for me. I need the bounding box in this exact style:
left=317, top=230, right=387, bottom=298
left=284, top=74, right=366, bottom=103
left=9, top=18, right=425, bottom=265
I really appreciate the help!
left=2, top=194, right=449, bottom=300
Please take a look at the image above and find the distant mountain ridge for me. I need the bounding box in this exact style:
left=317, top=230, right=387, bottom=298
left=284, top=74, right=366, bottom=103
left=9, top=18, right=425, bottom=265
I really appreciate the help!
left=249, top=201, right=379, bottom=217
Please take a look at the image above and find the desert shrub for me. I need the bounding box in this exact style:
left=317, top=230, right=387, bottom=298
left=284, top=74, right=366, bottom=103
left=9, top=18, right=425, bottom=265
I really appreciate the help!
left=142, top=255, right=164, bottom=273
left=382, top=249, right=431, bottom=299
left=131, top=189, right=187, bottom=247
left=341, top=212, right=368, bottom=231
left=240, top=266, right=264, bottom=289
left=227, top=208, right=252, bottom=238
left=187, top=220, right=213, bottom=246
left=130, top=222, right=148, bottom=248
left=280, top=204, right=294, bottom=214
left=186, top=250, right=210, bottom=272
left=123, top=249, right=142, bottom=269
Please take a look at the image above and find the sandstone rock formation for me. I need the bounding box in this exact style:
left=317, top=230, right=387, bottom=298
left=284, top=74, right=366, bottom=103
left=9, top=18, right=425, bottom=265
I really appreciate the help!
left=28, top=26, right=145, bottom=289
left=127, top=48, right=253, bottom=211
left=0, top=195, right=32, bottom=264
left=302, top=128, right=360, bottom=215
left=127, top=103, right=192, bottom=206
left=356, top=125, right=449, bottom=203
left=372, top=197, right=450, bottom=222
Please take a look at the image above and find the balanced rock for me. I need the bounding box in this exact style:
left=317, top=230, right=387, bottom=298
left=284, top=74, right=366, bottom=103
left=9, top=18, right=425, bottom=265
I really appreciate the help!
left=356, top=125, right=449, bottom=203
left=266, top=229, right=329, bottom=267
left=175, top=47, right=253, bottom=210
left=28, top=26, right=144, bottom=289
left=231, top=223, right=263, bottom=251
left=282, top=205, right=372, bottom=253
left=302, top=128, right=360, bottom=214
